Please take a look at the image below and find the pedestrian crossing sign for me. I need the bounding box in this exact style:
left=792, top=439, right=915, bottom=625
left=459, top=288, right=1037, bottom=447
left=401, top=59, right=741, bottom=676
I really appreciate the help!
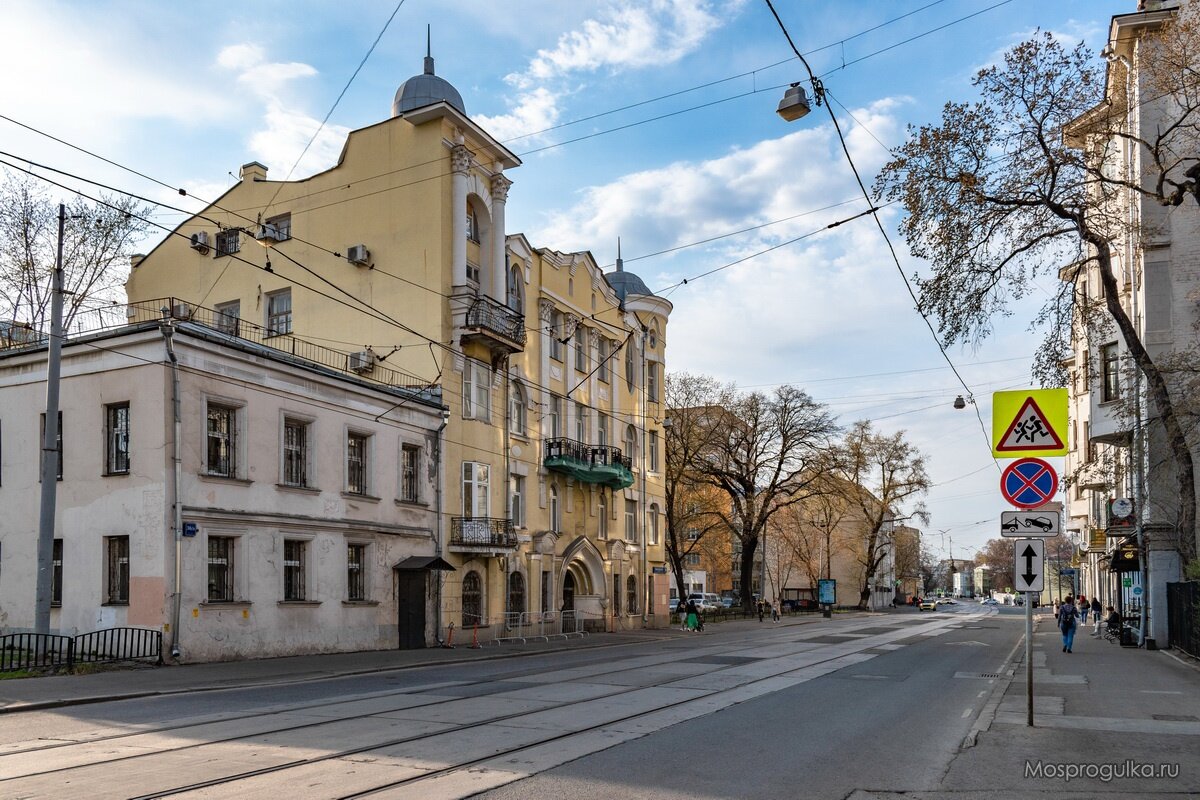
left=992, top=389, right=1067, bottom=457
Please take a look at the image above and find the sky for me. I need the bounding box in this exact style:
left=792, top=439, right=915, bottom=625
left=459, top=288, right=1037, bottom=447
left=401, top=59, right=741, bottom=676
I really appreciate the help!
left=0, top=0, right=1134, bottom=567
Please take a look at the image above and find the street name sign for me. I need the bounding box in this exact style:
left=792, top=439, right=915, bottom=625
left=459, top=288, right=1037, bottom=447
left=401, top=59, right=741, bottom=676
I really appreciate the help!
left=992, top=389, right=1067, bottom=457
left=1000, top=458, right=1059, bottom=509
left=1001, top=503, right=1062, bottom=537
left=1013, top=539, right=1045, bottom=593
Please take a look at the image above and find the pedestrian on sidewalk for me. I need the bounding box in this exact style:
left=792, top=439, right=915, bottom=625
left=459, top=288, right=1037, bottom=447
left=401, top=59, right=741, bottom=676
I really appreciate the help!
left=678, top=600, right=688, bottom=631
left=1079, top=595, right=1089, bottom=624
left=1091, top=597, right=1103, bottom=635
left=686, top=599, right=700, bottom=632
left=771, top=600, right=780, bottom=623
left=1058, top=594, right=1079, bottom=653
left=757, top=600, right=765, bottom=622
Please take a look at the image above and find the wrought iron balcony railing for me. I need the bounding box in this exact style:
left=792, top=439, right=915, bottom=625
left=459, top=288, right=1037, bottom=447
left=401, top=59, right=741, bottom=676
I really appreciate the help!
left=464, top=296, right=526, bottom=346
left=543, top=437, right=634, bottom=489
left=450, top=517, right=518, bottom=549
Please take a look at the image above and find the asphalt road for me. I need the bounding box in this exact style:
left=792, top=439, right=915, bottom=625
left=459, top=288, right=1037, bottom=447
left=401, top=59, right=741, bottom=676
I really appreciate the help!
left=0, top=604, right=1024, bottom=799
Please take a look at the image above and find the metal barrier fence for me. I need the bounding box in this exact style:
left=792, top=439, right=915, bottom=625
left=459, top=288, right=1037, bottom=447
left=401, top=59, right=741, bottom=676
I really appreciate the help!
left=493, top=611, right=586, bottom=644
left=0, top=627, right=162, bottom=672
left=1166, top=581, right=1199, bottom=657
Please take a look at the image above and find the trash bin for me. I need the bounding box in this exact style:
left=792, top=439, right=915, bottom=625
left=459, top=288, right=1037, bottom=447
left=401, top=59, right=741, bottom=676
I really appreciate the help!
left=1120, top=625, right=1139, bottom=647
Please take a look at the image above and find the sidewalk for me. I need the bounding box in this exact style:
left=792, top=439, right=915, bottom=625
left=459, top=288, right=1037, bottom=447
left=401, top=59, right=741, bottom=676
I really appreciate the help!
left=938, top=611, right=1200, bottom=797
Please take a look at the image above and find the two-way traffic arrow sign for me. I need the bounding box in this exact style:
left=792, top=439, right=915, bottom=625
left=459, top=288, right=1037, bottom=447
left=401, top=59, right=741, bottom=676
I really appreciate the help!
left=1012, top=538, right=1044, bottom=592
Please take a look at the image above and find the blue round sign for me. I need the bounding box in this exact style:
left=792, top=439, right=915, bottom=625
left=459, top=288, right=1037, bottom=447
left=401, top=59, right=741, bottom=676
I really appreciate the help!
left=1000, top=457, right=1058, bottom=509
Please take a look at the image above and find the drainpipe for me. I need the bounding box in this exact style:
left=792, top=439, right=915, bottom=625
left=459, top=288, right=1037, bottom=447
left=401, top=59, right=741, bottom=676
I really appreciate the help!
left=639, top=324, right=649, bottom=625
left=503, top=356, right=511, bottom=616
left=159, top=310, right=183, bottom=660
left=434, top=405, right=449, bottom=645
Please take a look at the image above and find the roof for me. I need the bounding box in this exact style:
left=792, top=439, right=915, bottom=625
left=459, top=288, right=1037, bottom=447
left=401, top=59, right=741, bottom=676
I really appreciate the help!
left=393, top=555, right=456, bottom=571
left=393, top=55, right=465, bottom=117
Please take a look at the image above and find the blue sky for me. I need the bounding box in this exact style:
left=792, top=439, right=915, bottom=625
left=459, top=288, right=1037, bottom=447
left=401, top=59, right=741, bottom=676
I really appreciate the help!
left=0, top=0, right=1132, bottom=566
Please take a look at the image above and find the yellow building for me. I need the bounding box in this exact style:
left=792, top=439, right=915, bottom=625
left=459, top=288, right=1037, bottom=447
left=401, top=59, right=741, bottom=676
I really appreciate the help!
left=126, top=51, right=672, bottom=644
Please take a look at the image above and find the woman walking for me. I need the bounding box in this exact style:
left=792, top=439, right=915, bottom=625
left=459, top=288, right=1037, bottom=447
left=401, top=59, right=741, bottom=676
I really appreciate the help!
left=1059, top=594, right=1080, bottom=653
left=1091, top=597, right=1103, bottom=635
left=686, top=599, right=700, bottom=632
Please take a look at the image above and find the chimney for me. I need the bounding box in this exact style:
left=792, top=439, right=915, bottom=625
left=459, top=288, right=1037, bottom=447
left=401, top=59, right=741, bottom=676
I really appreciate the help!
left=239, top=162, right=268, bottom=182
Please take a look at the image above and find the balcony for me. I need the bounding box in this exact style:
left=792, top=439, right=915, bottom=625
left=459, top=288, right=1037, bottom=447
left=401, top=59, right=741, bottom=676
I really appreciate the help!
left=544, top=438, right=634, bottom=489
left=449, top=517, right=518, bottom=554
left=459, top=295, right=526, bottom=354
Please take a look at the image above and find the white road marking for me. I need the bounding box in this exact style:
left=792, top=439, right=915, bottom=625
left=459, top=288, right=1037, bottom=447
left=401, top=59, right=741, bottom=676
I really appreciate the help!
left=962, top=708, right=973, bottom=718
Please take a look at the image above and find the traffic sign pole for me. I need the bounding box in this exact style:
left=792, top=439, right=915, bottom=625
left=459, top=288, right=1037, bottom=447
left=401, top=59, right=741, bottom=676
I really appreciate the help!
left=1026, top=590, right=1034, bottom=727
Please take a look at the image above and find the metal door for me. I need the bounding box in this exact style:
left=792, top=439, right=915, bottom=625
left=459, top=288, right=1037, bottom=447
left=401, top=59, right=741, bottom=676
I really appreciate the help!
left=396, top=570, right=427, bottom=649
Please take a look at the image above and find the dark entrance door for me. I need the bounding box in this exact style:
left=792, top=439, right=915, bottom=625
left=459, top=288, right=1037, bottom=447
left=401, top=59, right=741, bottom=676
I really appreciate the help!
left=562, top=572, right=576, bottom=612
left=396, top=570, right=427, bottom=649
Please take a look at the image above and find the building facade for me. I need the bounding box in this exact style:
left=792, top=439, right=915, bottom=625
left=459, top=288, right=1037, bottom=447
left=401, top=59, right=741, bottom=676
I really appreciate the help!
left=0, top=316, right=444, bottom=660
left=125, top=53, right=672, bottom=640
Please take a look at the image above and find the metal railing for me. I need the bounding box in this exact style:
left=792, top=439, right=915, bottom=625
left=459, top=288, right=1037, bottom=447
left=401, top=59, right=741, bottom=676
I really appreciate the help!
left=0, top=627, right=162, bottom=672
left=449, top=517, right=518, bottom=548
left=464, top=296, right=526, bottom=345
left=1167, top=581, right=1199, bottom=657
left=494, top=610, right=586, bottom=644
left=543, top=438, right=632, bottom=470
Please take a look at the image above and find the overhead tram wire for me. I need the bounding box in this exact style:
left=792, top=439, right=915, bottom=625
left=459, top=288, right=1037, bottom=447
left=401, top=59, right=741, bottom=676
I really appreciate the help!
left=764, top=0, right=998, bottom=470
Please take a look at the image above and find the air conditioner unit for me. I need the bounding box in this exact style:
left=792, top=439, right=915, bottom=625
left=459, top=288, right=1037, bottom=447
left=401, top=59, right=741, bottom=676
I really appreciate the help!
left=348, top=350, right=376, bottom=374
left=347, top=244, right=370, bottom=267
left=256, top=223, right=282, bottom=244
left=172, top=302, right=191, bottom=320
left=189, top=231, right=210, bottom=254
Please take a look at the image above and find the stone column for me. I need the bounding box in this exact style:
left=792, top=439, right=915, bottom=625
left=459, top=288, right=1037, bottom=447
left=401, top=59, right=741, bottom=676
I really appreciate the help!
left=451, top=143, right=471, bottom=287
left=491, top=174, right=511, bottom=303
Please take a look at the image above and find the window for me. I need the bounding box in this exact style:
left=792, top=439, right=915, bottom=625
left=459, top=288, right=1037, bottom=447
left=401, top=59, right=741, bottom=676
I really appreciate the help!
left=40, top=411, right=63, bottom=481
left=401, top=444, right=420, bottom=503
left=685, top=553, right=701, bottom=566
left=206, top=404, right=237, bottom=478
left=1101, top=342, right=1120, bottom=402
left=541, top=569, right=551, bottom=615
left=549, top=311, right=564, bottom=361
left=598, top=414, right=609, bottom=447
left=625, top=341, right=635, bottom=389
left=466, top=205, right=480, bottom=244
left=347, top=543, right=366, bottom=601
left=507, top=264, right=524, bottom=312
left=574, top=324, right=587, bottom=372
left=216, top=229, right=240, bottom=257
left=346, top=432, right=369, bottom=495
left=549, top=484, right=560, bottom=532
left=598, top=339, right=610, bottom=383
left=462, top=570, right=482, bottom=626
left=575, top=402, right=588, bottom=442
left=105, top=402, right=130, bottom=475
left=649, top=503, right=660, bottom=545
left=649, top=325, right=658, bottom=349
left=266, top=289, right=292, bottom=336
left=508, top=572, right=526, bottom=614
left=264, top=213, right=291, bottom=242
left=462, top=462, right=490, bottom=517
left=647, top=362, right=659, bottom=402
left=283, top=539, right=306, bottom=601
left=467, top=261, right=480, bottom=284
left=282, top=418, right=308, bottom=487
left=51, top=538, right=62, bottom=606
left=627, top=574, right=638, bottom=615
left=1083, top=421, right=1093, bottom=462
left=207, top=536, right=234, bottom=602
left=624, top=425, right=637, bottom=462
left=548, top=394, right=562, bottom=439
left=510, top=475, right=525, bottom=527
left=613, top=574, right=621, bottom=615
left=463, top=359, right=491, bottom=421
left=598, top=492, right=608, bottom=539
left=215, top=301, right=240, bottom=336
left=625, top=499, right=637, bottom=542
left=649, top=430, right=659, bottom=472
left=509, top=381, right=527, bottom=436
left=105, top=536, right=129, bottom=604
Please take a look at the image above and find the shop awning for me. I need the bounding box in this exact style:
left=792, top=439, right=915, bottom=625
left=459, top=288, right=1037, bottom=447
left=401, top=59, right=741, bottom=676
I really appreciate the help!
left=393, top=555, right=456, bottom=571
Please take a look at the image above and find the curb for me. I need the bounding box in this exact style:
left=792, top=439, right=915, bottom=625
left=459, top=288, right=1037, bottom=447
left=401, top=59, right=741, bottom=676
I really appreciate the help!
left=962, top=612, right=1038, bottom=748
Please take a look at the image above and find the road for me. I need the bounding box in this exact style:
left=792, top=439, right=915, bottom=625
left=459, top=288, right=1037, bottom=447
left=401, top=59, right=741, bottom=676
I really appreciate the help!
left=0, top=604, right=1023, bottom=799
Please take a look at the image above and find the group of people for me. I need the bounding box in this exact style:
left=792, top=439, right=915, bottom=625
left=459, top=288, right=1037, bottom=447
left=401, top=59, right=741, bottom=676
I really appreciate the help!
left=677, top=600, right=704, bottom=632
left=1054, top=594, right=1122, bottom=651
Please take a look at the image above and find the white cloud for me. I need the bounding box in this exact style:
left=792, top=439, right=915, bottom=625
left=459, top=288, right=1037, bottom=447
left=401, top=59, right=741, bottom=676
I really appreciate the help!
left=475, top=88, right=562, bottom=144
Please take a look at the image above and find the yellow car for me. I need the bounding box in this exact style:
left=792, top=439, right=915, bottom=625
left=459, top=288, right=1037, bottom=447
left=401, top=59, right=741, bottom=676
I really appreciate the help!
left=919, top=598, right=938, bottom=611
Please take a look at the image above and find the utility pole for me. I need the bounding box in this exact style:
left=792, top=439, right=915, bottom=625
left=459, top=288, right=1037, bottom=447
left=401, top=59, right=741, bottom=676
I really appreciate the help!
left=34, top=203, right=66, bottom=635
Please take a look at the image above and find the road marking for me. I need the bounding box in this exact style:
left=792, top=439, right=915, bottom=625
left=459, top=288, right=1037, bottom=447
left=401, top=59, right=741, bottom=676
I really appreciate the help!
left=978, top=690, right=987, bottom=698
left=962, top=708, right=973, bottom=718
left=1140, top=690, right=1183, bottom=695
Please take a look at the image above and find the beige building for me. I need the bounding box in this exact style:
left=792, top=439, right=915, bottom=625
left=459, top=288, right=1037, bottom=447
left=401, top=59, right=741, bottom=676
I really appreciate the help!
left=126, top=52, right=672, bottom=641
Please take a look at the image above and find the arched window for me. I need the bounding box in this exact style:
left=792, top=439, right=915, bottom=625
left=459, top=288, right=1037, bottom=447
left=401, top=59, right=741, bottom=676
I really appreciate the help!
left=462, top=570, right=482, bottom=627
left=549, top=484, right=560, bottom=532
left=598, top=492, right=608, bottom=539
left=507, top=264, right=524, bottom=313
left=624, top=340, right=635, bottom=389
left=624, top=425, right=637, bottom=462
left=509, top=381, right=526, bottom=436
left=649, top=324, right=658, bottom=349
left=508, top=572, right=526, bottom=614
left=627, top=574, right=638, bottom=615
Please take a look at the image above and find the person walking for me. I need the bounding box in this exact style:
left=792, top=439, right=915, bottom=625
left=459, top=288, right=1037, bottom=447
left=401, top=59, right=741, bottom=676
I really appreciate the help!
left=1059, top=594, right=1079, bottom=653
left=1079, top=595, right=1089, bottom=624
left=1091, top=597, right=1103, bottom=635
left=678, top=600, right=688, bottom=631
left=771, top=600, right=780, bottom=623
left=757, top=600, right=765, bottom=623
left=686, top=599, right=699, bottom=633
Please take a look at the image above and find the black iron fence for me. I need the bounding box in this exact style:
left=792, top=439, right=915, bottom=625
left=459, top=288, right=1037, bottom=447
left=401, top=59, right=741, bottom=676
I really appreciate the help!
left=1166, top=581, right=1199, bottom=658
left=0, top=627, right=162, bottom=672
left=465, top=296, right=527, bottom=345
left=544, top=437, right=632, bottom=470
left=450, top=517, right=518, bottom=548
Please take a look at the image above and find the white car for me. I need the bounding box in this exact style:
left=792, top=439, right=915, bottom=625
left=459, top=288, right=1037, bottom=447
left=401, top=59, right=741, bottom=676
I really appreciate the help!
left=980, top=598, right=999, bottom=606
left=686, top=593, right=720, bottom=612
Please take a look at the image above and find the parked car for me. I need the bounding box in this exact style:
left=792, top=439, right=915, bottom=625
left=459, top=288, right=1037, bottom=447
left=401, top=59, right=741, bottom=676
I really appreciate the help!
left=686, top=593, right=720, bottom=612
left=720, top=596, right=737, bottom=609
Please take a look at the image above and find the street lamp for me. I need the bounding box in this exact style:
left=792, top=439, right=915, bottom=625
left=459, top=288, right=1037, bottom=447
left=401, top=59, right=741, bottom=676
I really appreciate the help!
left=776, top=83, right=812, bottom=121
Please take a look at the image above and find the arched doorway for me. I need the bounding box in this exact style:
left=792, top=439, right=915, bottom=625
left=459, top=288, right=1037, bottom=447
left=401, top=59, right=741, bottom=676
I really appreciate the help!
left=562, top=572, right=576, bottom=611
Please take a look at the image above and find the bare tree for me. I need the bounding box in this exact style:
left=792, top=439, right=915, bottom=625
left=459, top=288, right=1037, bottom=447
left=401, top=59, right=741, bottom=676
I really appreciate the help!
left=875, top=18, right=1200, bottom=562
left=0, top=171, right=150, bottom=332
left=685, top=383, right=840, bottom=610
left=830, top=421, right=930, bottom=609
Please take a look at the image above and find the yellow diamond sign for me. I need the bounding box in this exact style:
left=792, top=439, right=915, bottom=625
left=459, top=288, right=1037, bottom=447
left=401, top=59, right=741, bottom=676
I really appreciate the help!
left=992, top=389, right=1068, bottom=458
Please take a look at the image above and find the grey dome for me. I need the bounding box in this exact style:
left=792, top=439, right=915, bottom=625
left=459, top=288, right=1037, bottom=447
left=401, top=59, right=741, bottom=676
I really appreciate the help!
left=606, top=270, right=655, bottom=302
left=393, top=55, right=465, bottom=116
